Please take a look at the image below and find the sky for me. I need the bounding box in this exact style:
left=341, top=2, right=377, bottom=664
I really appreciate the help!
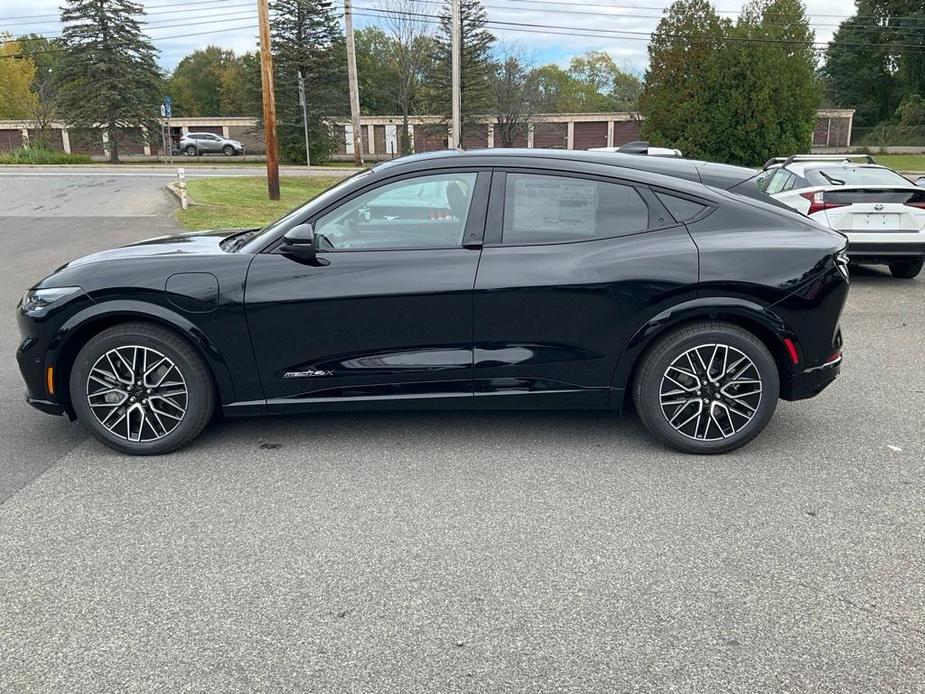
left=1, top=0, right=855, bottom=75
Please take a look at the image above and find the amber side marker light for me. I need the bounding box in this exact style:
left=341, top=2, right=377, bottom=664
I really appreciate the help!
left=46, top=366, right=55, bottom=395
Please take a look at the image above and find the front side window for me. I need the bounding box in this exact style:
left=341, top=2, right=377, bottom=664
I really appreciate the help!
left=314, top=172, right=477, bottom=250
left=502, top=173, right=648, bottom=245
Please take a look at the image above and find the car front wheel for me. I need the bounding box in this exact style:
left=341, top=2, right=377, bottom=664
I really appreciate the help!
left=633, top=321, right=780, bottom=454
left=889, top=258, right=923, bottom=279
left=69, top=322, right=214, bottom=455
left=223, top=145, right=236, bottom=156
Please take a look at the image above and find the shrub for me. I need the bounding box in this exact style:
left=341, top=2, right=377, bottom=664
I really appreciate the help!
left=0, top=146, right=93, bottom=165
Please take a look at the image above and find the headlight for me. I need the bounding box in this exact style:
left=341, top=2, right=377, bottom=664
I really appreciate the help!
left=19, top=287, right=83, bottom=315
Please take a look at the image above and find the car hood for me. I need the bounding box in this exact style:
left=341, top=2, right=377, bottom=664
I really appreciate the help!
left=56, top=229, right=253, bottom=270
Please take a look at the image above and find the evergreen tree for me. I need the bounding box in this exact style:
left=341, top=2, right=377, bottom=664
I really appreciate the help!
left=642, top=0, right=818, bottom=165
left=55, top=0, right=162, bottom=163
left=269, top=0, right=347, bottom=164
left=426, top=0, right=495, bottom=141
left=701, top=0, right=820, bottom=165
left=640, top=0, right=729, bottom=158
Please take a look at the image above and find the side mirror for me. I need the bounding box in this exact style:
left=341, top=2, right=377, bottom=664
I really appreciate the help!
left=280, top=223, right=317, bottom=262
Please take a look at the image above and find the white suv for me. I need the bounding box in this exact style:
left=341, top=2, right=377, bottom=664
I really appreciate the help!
left=763, top=155, right=925, bottom=278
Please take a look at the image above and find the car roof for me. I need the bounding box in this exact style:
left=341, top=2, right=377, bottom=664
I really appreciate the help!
left=372, top=149, right=758, bottom=190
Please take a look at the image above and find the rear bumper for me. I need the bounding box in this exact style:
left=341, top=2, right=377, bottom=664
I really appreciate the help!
left=788, top=351, right=842, bottom=400
left=847, top=240, right=925, bottom=263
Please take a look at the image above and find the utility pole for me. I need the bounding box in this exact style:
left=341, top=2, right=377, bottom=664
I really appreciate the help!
left=298, top=70, right=311, bottom=168
left=451, top=0, right=462, bottom=149
left=344, top=0, right=363, bottom=166
left=257, top=0, right=280, bottom=200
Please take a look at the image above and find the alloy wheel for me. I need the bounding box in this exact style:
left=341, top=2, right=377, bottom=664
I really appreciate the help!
left=658, top=343, right=762, bottom=441
left=86, top=345, right=188, bottom=442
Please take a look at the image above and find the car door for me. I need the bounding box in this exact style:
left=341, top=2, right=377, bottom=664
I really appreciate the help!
left=203, top=134, right=222, bottom=152
left=473, top=168, right=700, bottom=408
left=245, top=169, right=490, bottom=411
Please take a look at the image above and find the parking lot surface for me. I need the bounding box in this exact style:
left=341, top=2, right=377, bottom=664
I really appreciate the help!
left=0, top=169, right=923, bottom=693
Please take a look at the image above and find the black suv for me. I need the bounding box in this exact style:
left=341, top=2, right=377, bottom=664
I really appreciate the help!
left=17, top=149, right=848, bottom=455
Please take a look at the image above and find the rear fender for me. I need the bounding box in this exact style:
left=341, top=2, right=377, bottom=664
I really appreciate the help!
left=610, top=297, right=797, bottom=405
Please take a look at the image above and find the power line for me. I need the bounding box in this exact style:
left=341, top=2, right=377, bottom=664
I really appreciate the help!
left=0, top=22, right=262, bottom=59
left=1, top=3, right=257, bottom=29
left=1, top=13, right=260, bottom=46
left=354, top=0, right=925, bottom=33
left=351, top=6, right=925, bottom=49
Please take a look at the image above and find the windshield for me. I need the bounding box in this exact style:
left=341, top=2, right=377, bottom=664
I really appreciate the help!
left=237, top=168, right=374, bottom=253
left=805, top=167, right=910, bottom=187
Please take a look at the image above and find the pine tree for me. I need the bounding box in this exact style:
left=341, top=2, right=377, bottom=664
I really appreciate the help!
left=639, top=0, right=729, bottom=159
left=269, top=0, right=347, bottom=164
left=426, top=0, right=495, bottom=142
left=56, top=0, right=162, bottom=163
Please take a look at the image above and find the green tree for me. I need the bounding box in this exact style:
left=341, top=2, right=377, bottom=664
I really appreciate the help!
left=167, top=46, right=253, bottom=117
left=642, top=0, right=817, bottom=164
left=377, top=0, right=435, bottom=154
left=17, top=34, right=62, bottom=148
left=55, top=0, right=162, bottom=163
left=822, top=0, right=925, bottom=128
left=0, top=34, right=38, bottom=119
left=489, top=49, right=539, bottom=147
left=640, top=0, right=729, bottom=157
left=701, top=0, right=820, bottom=165
left=269, top=0, right=347, bottom=164
left=426, top=0, right=495, bottom=141
left=897, top=94, right=925, bottom=127
left=822, top=13, right=896, bottom=127
left=355, top=27, right=400, bottom=116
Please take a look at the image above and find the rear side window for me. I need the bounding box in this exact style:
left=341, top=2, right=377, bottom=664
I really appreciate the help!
left=502, top=173, right=648, bottom=245
left=765, top=170, right=792, bottom=195
left=655, top=192, right=707, bottom=222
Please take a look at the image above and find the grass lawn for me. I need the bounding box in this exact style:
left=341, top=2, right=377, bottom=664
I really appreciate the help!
left=176, top=176, right=343, bottom=230
left=865, top=154, right=925, bottom=173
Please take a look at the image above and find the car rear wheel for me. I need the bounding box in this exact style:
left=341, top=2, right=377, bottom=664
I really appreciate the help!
left=69, top=322, right=214, bottom=455
left=889, top=258, right=923, bottom=279
left=183, top=145, right=197, bottom=156
left=222, top=145, right=236, bottom=156
left=633, top=321, right=779, bottom=454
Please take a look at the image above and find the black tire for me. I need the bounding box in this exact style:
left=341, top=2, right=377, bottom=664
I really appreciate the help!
left=69, top=322, right=214, bottom=455
left=222, top=145, right=236, bottom=156
left=633, top=321, right=780, bottom=454
left=183, top=145, right=197, bottom=157
left=889, top=258, right=923, bottom=279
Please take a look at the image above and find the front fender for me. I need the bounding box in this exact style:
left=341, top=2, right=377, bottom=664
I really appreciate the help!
left=51, top=300, right=238, bottom=407
left=609, top=297, right=795, bottom=397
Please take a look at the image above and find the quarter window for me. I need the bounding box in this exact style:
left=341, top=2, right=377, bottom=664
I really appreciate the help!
left=314, top=172, right=477, bottom=250
left=765, top=169, right=791, bottom=195
left=501, top=173, right=648, bottom=245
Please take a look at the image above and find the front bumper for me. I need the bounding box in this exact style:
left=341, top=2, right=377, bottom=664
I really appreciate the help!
left=25, top=393, right=66, bottom=416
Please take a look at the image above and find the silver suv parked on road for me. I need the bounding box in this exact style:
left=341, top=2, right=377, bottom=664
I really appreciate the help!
left=178, top=132, right=244, bottom=157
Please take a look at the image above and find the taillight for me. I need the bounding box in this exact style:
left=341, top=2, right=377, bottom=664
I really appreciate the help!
left=903, top=202, right=925, bottom=209
left=799, top=191, right=850, bottom=215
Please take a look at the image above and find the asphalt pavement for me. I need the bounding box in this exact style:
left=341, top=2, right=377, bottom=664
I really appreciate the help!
left=0, top=167, right=923, bottom=693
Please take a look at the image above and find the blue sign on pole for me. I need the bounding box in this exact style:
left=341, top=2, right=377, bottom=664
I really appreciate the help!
left=163, top=96, right=173, bottom=119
